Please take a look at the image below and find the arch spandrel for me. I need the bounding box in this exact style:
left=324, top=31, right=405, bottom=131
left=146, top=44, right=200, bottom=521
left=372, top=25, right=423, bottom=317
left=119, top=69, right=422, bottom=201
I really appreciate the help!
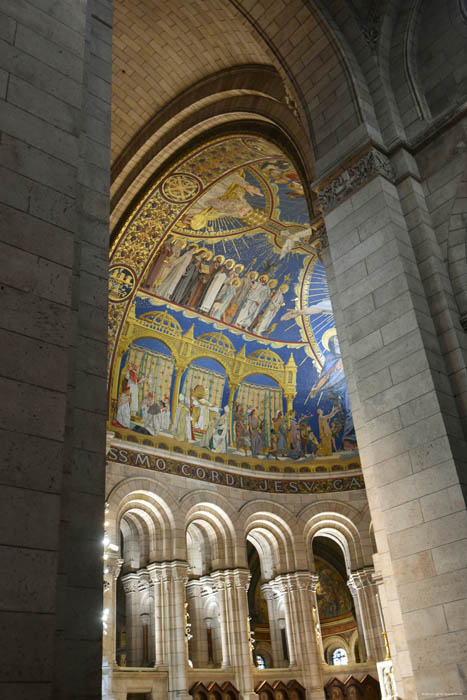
left=109, top=133, right=360, bottom=479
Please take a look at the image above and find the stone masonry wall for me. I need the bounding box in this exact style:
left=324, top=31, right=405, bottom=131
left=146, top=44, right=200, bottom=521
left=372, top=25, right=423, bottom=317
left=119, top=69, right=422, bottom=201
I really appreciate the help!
left=0, top=1, right=111, bottom=698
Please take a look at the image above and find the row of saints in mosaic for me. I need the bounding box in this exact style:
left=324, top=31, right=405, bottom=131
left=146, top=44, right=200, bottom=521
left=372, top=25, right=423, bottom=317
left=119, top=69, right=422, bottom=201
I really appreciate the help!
left=108, top=136, right=358, bottom=470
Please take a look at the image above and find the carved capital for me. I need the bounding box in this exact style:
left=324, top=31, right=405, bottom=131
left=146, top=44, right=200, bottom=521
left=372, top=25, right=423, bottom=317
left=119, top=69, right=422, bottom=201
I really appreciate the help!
left=121, top=574, right=140, bottom=595
left=147, top=563, right=162, bottom=584
left=316, top=147, right=395, bottom=215
left=232, top=567, right=251, bottom=590
left=161, top=561, right=189, bottom=584
left=260, top=582, right=275, bottom=601
left=348, top=567, right=376, bottom=591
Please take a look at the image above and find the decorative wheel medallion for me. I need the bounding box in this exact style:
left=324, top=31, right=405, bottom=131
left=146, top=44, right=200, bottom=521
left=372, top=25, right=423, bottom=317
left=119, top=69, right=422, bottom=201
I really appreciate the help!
left=161, top=173, right=201, bottom=203
left=109, top=265, right=136, bottom=302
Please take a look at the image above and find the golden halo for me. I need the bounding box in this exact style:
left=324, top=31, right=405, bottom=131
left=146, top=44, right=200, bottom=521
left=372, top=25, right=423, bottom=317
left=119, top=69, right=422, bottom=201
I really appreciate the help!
left=232, top=277, right=241, bottom=287
left=225, top=258, right=235, bottom=269
left=279, top=283, right=289, bottom=293
left=202, top=249, right=213, bottom=261
left=268, top=279, right=278, bottom=288
left=214, top=254, right=225, bottom=264
left=259, top=274, right=269, bottom=283
left=321, top=327, right=337, bottom=351
left=249, top=270, right=258, bottom=281
left=234, top=263, right=244, bottom=274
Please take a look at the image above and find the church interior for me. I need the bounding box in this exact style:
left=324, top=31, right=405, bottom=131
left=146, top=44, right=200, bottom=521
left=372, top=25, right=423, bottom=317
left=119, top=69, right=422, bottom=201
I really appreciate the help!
left=1, top=1, right=467, bottom=700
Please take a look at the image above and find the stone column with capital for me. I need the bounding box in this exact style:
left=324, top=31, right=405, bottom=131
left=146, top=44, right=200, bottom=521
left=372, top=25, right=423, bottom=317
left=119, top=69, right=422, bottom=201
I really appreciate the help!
left=160, top=561, right=191, bottom=700
left=273, top=573, right=325, bottom=700
left=270, top=577, right=298, bottom=667
left=261, top=582, right=286, bottom=667
left=121, top=573, right=141, bottom=667
left=186, top=578, right=210, bottom=667
left=102, top=554, right=123, bottom=700
left=210, top=570, right=232, bottom=669
left=347, top=567, right=385, bottom=662
left=231, top=569, right=256, bottom=700
left=147, top=563, right=166, bottom=667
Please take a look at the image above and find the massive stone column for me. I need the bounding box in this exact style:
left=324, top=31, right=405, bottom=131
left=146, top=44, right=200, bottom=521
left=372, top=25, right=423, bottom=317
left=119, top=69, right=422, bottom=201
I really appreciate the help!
left=317, top=145, right=467, bottom=699
left=0, top=1, right=112, bottom=698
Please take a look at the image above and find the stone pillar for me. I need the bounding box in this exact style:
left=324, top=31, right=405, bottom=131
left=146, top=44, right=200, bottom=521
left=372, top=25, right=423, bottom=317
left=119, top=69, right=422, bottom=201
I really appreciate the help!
left=274, top=573, right=325, bottom=700
left=347, top=568, right=385, bottom=662
left=147, top=563, right=165, bottom=667
left=231, top=569, right=256, bottom=700
left=316, top=146, right=467, bottom=699
left=121, top=573, right=141, bottom=667
left=261, top=582, right=286, bottom=667
left=186, top=579, right=209, bottom=667
left=161, top=561, right=191, bottom=700
left=102, top=555, right=123, bottom=700
left=270, top=578, right=297, bottom=667
left=210, top=570, right=232, bottom=668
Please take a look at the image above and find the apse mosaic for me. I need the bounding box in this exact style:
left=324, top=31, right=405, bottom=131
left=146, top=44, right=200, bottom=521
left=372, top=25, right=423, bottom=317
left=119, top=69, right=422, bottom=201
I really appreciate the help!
left=108, top=135, right=358, bottom=473
left=315, top=557, right=353, bottom=621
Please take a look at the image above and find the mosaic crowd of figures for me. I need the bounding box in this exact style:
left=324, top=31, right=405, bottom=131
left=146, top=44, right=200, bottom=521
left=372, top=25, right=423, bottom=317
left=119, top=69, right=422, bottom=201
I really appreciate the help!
left=141, top=233, right=291, bottom=335
left=112, top=355, right=347, bottom=462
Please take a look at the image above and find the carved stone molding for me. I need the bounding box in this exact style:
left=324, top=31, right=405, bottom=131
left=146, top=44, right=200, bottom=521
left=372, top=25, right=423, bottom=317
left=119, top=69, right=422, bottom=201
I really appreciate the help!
left=316, top=147, right=395, bottom=215
left=361, top=2, right=381, bottom=51
left=309, top=217, right=328, bottom=254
